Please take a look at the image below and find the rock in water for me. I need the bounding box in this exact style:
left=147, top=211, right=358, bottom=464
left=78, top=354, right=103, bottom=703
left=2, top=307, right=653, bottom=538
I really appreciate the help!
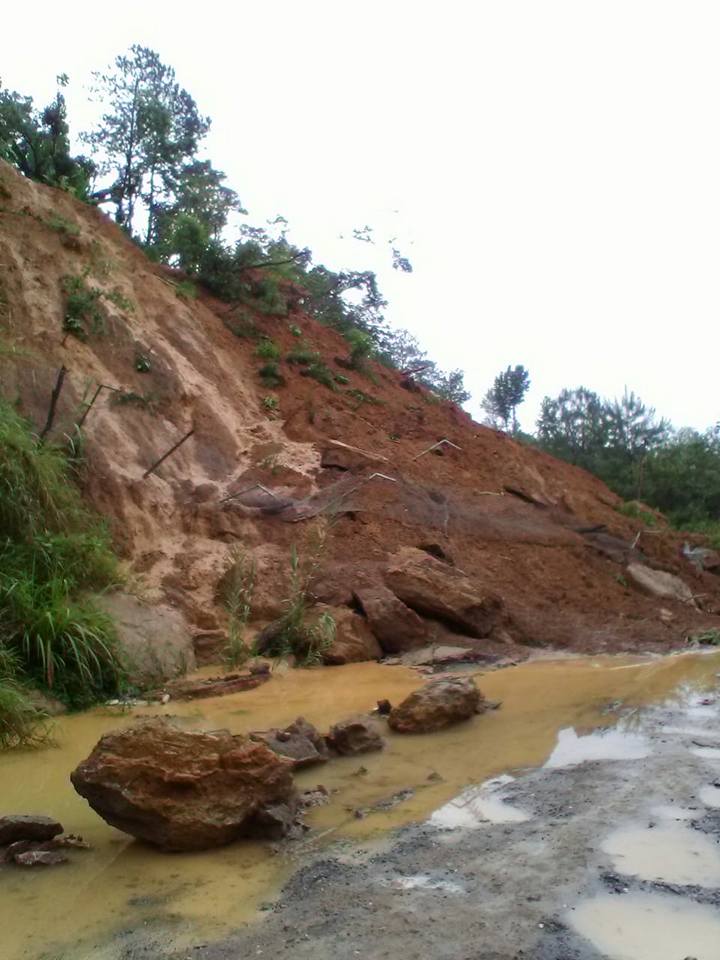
left=327, top=716, right=384, bottom=754
left=0, top=815, right=63, bottom=845
left=70, top=717, right=298, bottom=851
left=250, top=717, right=329, bottom=768
left=388, top=677, right=485, bottom=733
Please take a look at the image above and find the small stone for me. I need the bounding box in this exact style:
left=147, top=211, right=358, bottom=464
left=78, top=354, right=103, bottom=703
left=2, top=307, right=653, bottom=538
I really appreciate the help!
left=0, top=815, right=63, bottom=845
left=14, top=849, right=68, bottom=867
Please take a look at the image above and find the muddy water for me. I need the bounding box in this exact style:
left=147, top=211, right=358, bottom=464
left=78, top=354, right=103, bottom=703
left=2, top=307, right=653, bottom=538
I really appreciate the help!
left=1, top=651, right=720, bottom=960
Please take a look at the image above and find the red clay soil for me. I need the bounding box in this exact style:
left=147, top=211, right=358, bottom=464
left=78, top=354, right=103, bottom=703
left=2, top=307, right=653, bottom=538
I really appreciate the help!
left=1, top=159, right=718, bottom=661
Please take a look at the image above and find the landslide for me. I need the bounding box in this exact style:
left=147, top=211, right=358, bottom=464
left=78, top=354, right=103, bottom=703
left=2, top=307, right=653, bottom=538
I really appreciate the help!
left=1, top=159, right=718, bottom=665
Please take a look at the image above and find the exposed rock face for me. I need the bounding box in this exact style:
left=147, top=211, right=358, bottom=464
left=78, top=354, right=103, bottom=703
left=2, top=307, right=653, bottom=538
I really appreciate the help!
left=388, top=677, right=485, bottom=733
left=250, top=717, right=329, bottom=768
left=320, top=606, right=383, bottom=665
left=70, top=718, right=297, bottom=852
left=97, top=592, right=195, bottom=685
left=384, top=547, right=502, bottom=638
left=327, top=716, right=384, bottom=755
left=0, top=815, right=63, bottom=845
left=626, top=564, right=696, bottom=606
left=354, top=585, right=429, bottom=654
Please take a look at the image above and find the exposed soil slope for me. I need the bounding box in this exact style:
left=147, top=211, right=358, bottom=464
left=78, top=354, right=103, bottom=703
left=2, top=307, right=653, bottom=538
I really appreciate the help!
left=1, top=159, right=718, bottom=659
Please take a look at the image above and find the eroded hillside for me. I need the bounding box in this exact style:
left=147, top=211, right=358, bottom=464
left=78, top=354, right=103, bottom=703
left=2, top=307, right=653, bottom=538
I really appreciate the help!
left=1, top=159, right=718, bottom=666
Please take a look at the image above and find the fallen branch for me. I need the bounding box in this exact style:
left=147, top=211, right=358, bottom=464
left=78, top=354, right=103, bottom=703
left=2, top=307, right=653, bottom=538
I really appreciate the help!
left=143, top=429, right=195, bottom=479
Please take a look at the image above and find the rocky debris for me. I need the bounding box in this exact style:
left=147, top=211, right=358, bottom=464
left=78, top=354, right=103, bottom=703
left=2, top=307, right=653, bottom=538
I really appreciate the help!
left=354, top=585, right=429, bottom=653
left=156, top=670, right=271, bottom=700
left=0, top=815, right=63, bottom=845
left=353, top=787, right=415, bottom=819
left=300, top=786, right=331, bottom=808
left=399, top=644, right=490, bottom=668
left=327, top=716, right=385, bottom=755
left=384, top=547, right=503, bottom=638
left=13, top=849, right=68, bottom=867
left=376, top=699, right=392, bottom=715
left=0, top=833, right=90, bottom=866
left=388, top=677, right=485, bottom=733
left=97, top=591, right=195, bottom=685
left=319, top=606, right=383, bottom=665
left=250, top=717, right=329, bottom=768
left=70, top=718, right=298, bottom=851
left=626, top=563, right=697, bottom=607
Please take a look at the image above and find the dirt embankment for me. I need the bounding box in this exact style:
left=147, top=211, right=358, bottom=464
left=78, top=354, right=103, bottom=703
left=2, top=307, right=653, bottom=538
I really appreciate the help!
left=1, top=158, right=719, bottom=663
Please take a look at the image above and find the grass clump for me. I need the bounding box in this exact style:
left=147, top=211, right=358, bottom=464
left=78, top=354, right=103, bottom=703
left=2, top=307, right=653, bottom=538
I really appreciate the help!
left=258, top=362, right=286, bottom=389
left=175, top=279, right=198, bottom=300
left=255, top=337, right=281, bottom=361
left=0, top=398, right=122, bottom=712
left=0, top=645, right=51, bottom=749
left=617, top=501, right=658, bottom=527
left=221, top=547, right=256, bottom=668
left=61, top=273, right=104, bottom=340
left=262, top=395, right=279, bottom=413
left=256, top=529, right=335, bottom=666
left=47, top=214, right=80, bottom=238
left=286, top=342, right=319, bottom=366
left=305, top=361, right=337, bottom=391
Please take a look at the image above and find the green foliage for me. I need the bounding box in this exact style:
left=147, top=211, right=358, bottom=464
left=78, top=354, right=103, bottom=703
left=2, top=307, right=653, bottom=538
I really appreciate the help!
left=688, top=628, right=720, bottom=647
left=175, top=279, right=198, bottom=300
left=262, top=395, right=279, bottom=412
left=255, top=337, right=281, bottom=361
left=346, top=387, right=380, bottom=409
left=305, top=361, right=337, bottom=390
left=47, top=214, right=80, bottom=238
left=616, top=501, right=657, bottom=527
left=286, top=342, right=319, bottom=366
left=61, top=273, right=105, bottom=340
left=343, top=328, right=375, bottom=370
left=289, top=323, right=302, bottom=337
left=257, top=534, right=335, bottom=666
left=221, top=547, right=256, bottom=668
left=0, top=650, right=51, bottom=749
left=86, top=45, right=210, bottom=237
left=0, top=399, right=121, bottom=707
left=482, top=365, right=531, bottom=431
left=258, top=362, right=285, bottom=389
left=334, top=373, right=349, bottom=385
left=105, top=288, right=133, bottom=312
left=0, top=75, right=93, bottom=197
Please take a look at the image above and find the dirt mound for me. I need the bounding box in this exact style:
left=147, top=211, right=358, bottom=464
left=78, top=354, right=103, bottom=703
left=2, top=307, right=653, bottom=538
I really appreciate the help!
left=2, top=159, right=719, bottom=661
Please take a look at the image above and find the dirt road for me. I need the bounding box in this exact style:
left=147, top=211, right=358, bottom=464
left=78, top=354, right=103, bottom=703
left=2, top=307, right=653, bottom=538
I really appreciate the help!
left=148, top=673, right=720, bottom=960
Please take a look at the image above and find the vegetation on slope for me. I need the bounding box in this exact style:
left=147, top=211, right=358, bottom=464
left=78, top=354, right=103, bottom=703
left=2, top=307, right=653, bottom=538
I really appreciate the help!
left=0, top=398, right=123, bottom=737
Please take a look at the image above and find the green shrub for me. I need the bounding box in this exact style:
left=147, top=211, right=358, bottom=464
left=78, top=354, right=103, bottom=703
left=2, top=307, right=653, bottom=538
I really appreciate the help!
left=109, top=390, right=159, bottom=413
left=617, top=501, right=658, bottom=527
left=255, top=337, right=281, bottom=361
left=47, top=214, right=80, bottom=238
left=256, top=538, right=335, bottom=666
left=334, top=373, right=349, bottom=385
left=0, top=399, right=122, bottom=708
left=343, top=328, right=375, bottom=370
left=105, top=288, right=134, bottom=312
left=175, top=279, right=198, bottom=300
left=0, top=644, right=51, bottom=749
left=262, top=395, right=279, bottom=412
left=61, top=274, right=104, bottom=340
left=222, top=547, right=256, bottom=668
left=286, top=342, right=319, bottom=366
left=289, top=324, right=302, bottom=337
left=306, top=361, right=337, bottom=391
left=134, top=353, right=152, bottom=373
left=258, top=362, right=286, bottom=388
left=346, top=387, right=380, bottom=408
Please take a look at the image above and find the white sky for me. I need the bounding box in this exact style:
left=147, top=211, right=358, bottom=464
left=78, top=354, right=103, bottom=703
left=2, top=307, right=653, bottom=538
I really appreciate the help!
left=2, top=1, right=718, bottom=431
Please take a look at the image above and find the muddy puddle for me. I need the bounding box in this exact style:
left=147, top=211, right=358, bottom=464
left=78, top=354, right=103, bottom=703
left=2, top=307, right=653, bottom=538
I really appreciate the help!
left=2, top=651, right=720, bottom=960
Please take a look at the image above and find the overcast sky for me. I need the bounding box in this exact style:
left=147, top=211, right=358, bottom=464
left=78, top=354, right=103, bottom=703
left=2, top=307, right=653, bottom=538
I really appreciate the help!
left=2, top=1, right=717, bottom=430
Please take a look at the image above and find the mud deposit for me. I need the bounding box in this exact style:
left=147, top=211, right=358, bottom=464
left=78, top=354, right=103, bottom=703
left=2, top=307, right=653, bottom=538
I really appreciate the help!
left=2, top=652, right=720, bottom=960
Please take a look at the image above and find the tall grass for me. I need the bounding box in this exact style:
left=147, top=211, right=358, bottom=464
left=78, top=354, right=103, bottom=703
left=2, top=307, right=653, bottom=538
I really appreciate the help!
left=0, top=644, right=51, bottom=749
left=222, top=546, right=256, bottom=668
left=0, top=398, right=122, bottom=713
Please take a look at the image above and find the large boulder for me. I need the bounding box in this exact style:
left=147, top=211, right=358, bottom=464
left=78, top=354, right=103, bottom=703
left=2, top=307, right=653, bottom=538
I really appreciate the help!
left=70, top=718, right=297, bottom=851
left=384, top=547, right=502, bottom=638
left=250, top=717, right=329, bottom=768
left=388, top=677, right=485, bottom=733
left=626, top=563, right=696, bottom=606
left=97, top=592, right=195, bottom=686
left=354, top=585, right=429, bottom=654
left=327, top=716, right=384, bottom=755
left=320, top=606, right=383, bottom=665
left=0, top=815, right=63, bottom=845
